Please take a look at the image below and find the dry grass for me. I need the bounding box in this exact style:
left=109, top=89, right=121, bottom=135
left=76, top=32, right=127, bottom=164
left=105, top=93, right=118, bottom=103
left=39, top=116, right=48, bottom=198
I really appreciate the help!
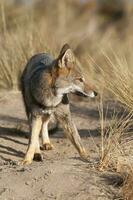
left=98, top=98, right=133, bottom=170
left=94, top=51, right=133, bottom=198
left=97, top=95, right=133, bottom=199
left=0, top=1, right=133, bottom=199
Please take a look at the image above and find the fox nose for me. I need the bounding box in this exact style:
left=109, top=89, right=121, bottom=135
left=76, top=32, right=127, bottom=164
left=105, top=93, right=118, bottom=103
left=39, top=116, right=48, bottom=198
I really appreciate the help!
left=94, top=91, right=98, bottom=97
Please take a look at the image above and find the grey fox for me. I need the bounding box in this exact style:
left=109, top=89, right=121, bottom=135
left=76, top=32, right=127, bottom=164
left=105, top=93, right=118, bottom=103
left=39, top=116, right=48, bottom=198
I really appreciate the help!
left=21, top=44, right=97, bottom=165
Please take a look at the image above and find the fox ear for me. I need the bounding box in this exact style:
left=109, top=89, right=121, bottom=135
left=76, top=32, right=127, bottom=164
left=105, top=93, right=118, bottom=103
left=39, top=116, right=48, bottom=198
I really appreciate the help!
left=58, top=44, right=75, bottom=68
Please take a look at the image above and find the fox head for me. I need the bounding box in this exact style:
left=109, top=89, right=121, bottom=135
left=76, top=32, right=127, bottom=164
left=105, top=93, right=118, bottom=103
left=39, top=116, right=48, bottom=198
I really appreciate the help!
left=53, top=44, right=98, bottom=98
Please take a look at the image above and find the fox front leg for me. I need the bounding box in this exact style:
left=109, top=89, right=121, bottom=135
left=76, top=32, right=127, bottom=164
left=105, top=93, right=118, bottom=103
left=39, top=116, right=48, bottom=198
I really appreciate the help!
left=21, top=116, right=42, bottom=165
left=55, top=104, right=88, bottom=161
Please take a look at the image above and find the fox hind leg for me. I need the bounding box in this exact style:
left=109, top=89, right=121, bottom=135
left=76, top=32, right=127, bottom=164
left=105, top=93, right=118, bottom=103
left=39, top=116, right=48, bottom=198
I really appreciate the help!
left=41, top=115, right=54, bottom=150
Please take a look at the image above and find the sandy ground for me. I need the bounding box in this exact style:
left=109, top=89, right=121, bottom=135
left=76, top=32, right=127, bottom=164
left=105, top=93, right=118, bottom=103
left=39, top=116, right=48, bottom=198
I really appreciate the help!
left=0, top=92, right=124, bottom=200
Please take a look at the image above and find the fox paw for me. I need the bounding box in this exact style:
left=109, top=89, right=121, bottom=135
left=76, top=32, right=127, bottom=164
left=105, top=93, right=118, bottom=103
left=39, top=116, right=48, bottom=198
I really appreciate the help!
left=19, top=159, right=33, bottom=165
left=33, top=153, right=43, bottom=162
left=41, top=143, right=54, bottom=150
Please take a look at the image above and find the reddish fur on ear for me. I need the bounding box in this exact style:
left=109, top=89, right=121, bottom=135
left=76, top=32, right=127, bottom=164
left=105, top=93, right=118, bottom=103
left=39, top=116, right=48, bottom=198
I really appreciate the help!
left=57, top=67, right=71, bottom=77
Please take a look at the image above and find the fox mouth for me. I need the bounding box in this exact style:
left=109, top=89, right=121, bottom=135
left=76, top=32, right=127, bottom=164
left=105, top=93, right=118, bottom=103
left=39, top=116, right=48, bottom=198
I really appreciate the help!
left=74, top=90, right=98, bottom=98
